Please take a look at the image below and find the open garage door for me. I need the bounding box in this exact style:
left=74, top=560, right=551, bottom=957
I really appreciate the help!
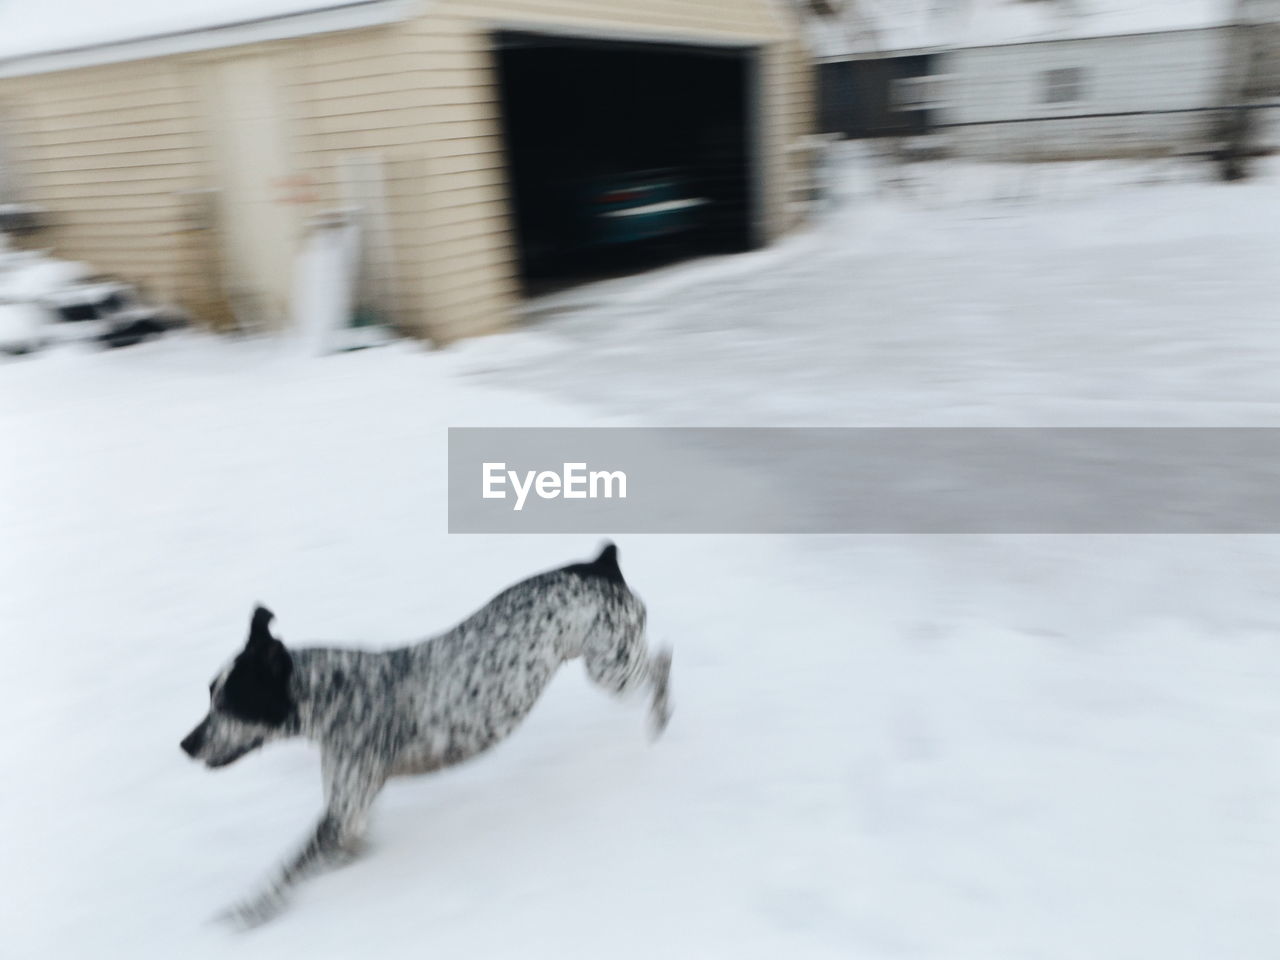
left=495, top=32, right=759, bottom=292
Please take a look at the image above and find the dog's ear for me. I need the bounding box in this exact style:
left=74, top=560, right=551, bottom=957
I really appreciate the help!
left=247, top=605, right=277, bottom=648
left=224, top=605, right=295, bottom=726
left=245, top=605, right=290, bottom=676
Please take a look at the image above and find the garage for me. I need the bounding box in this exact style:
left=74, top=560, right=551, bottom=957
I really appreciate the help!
left=495, top=32, right=760, bottom=291
left=0, top=0, right=812, bottom=343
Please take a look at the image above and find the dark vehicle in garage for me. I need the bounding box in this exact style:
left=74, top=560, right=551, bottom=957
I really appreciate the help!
left=580, top=169, right=708, bottom=247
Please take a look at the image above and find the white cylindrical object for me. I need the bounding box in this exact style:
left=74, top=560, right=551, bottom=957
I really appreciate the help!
left=292, top=217, right=360, bottom=357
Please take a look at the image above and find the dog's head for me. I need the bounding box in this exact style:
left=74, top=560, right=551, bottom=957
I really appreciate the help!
left=181, top=606, right=296, bottom=769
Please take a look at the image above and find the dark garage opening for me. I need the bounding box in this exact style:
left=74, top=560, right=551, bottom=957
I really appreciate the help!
left=495, top=33, right=758, bottom=293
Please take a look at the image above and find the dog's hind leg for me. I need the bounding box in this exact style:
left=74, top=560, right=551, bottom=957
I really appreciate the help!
left=582, top=620, right=672, bottom=739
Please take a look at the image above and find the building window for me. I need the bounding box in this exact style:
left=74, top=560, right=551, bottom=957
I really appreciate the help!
left=1042, top=67, right=1085, bottom=104
left=892, top=74, right=949, bottom=111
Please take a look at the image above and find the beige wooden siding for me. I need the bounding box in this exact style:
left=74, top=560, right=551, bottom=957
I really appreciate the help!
left=403, top=1, right=810, bottom=342
left=0, top=58, right=221, bottom=321
left=285, top=27, right=435, bottom=332
left=0, top=27, right=424, bottom=331
left=771, top=38, right=816, bottom=231
left=399, top=16, right=517, bottom=342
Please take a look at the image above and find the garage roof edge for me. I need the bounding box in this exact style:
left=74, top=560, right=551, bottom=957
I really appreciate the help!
left=0, top=0, right=415, bottom=79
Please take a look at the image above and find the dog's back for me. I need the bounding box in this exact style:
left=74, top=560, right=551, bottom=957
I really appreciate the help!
left=393, top=543, right=647, bottom=770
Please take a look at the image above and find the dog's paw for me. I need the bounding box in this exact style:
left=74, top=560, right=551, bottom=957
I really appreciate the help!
left=648, top=648, right=672, bottom=741
left=214, top=889, right=289, bottom=931
left=649, top=702, right=672, bottom=740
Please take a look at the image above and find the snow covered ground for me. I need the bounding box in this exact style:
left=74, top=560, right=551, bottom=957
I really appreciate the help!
left=3, top=151, right=1279, bottom=959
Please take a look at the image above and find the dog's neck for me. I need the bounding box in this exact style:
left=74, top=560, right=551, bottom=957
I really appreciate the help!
left=284, top=651, right=337, bottom=741
left=285, top=647, right=394, bottom=743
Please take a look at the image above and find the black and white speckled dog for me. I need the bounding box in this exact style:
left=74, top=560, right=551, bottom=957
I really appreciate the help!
left=180, top=543, right=671, bottom=926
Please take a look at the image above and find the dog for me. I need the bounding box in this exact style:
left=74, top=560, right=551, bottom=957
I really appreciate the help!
left=180, top=542, right=671, bottom=926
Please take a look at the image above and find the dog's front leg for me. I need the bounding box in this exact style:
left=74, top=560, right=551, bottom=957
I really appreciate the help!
left=219, top=751, right=387, bottom=928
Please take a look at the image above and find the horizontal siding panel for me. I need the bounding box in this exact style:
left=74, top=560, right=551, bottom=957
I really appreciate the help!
left=31, top=192, right=193, bottom=212
left=302, top=57, right=417, bottom=84
left=48, top=248, right=215, bottom=271
left=31, top=243, right=214, bottom=264
left=41, top=231, right=208, bottom=251
left=425, top=181, right=507, bottom=209
left=297, top=81, right=499, bottom=110
left=33, top=204, right=187, bottom=226
left=300, top=30, right=403, bottom=65
left=24, top=87, right=198, bottom=119
left=29, top=176, right=203, bottom=199
left=421, top=213, right=509, bottom=244
left=426, top=151, right=506, bottom=175
left=290, top=72, right=417, bottom=99
left=417, top=117, right=503, bottom=141
left=37, top=215, right=193, bottom=235
left=424, top=102, right=500, bottom=123
left=30, top=142, right=199, bottom=167
left=26, top=128, right=194, bottom=154
left=425, top=260, right=513, bottom=294
left=34, top=163, right=202, bottom=186
left=398, top=68, right=492, bottom=90
left=14, top=69, right=190, bottom=105
left=306, top=158, right=427, bottom=184
left=424, top=135, right=504, bottom=158
left=427, top=276, right=514, bottom=310
left=425, top=199, right=510, bottom=227
left=424, top=224, right=514, bottom=257
left=414, top=31, right=482, bottom=55
left=429, top=166, right=506, bottom=190
left=301, top=96, right=502, bottom=124
left=30, top=106, right=197, bottom=136
left=413, top=52, right=494, bottom=74
left=427, top=245, right=517, bottom=275
left=35, top=149, right=202, bottom=175
left=311, top=107, right=428, bottom=135
left=298, top=125, right=432, bottom=149
left=297, top=89, right=426, bottom=115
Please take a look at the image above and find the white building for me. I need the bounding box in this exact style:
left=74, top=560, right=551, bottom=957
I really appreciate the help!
left=810, top=0, right=1280, bottom=160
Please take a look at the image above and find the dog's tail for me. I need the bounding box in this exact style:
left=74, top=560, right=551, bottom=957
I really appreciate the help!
left=564, top=541, right=626, bottom=586
left=593, top=541, right=623, bottom=584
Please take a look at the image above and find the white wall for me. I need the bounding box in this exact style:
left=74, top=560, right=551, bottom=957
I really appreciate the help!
left=1242, top=0, right=1280, bottom=25
left=938, top=28, right=1234, bottom=159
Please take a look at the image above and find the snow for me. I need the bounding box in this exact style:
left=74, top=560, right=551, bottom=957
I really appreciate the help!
left=0, top=0, right=399, bottom=62
left=807, top=0, right=1232, bottom=57
left=4, top=149, right=1280, bottom=958
left=497, top=148, right=1280, bottom=429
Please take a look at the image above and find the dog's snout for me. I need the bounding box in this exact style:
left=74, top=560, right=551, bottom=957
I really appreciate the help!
left=181, top=721, right=207, bottom=758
